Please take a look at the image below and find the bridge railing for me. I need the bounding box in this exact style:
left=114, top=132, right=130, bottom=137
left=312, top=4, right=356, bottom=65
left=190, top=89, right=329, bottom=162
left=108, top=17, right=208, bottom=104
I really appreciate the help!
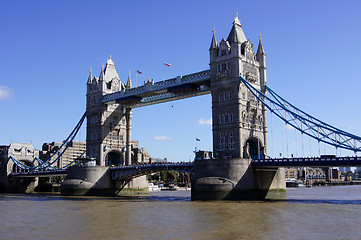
left=102, top=70, right=210, bottom=104
left=252, top=156, right=361, bottom=167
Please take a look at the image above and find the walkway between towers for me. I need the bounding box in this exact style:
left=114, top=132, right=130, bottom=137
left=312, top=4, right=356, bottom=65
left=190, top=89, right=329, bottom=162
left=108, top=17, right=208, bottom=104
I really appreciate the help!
left=101, top=70, right=211, bottom=107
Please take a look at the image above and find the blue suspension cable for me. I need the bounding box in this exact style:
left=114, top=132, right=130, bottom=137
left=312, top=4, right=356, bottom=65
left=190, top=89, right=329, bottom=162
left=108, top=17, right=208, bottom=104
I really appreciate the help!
left=10, top=112, right=86, bottom=171
left=240, top=76, right=361, bottom=153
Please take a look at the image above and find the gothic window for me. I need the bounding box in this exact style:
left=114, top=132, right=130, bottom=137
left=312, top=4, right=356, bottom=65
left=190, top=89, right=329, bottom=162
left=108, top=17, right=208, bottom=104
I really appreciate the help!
left=106, top=81, right=112, bottom=90
left=230, top=114, right=233, bottom=123
left=221, top=63, right=227, bottom=71
left=224, top=93, right=227, bottom=101
left=225, top=114, right=229, bottom=123
left=220, top=115, right=224, bottom=124
left=219, top=93, right=223, bottom=101
left=229, top=92, right=232, bottom=100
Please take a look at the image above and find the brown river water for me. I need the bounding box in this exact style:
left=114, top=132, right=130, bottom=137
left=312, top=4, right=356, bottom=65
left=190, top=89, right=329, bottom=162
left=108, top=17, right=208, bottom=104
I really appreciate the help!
left=1, top=185, right=361, bottom=240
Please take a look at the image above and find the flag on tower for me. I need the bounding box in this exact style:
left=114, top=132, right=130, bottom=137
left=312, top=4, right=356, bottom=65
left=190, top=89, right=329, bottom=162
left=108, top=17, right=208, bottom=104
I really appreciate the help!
left=137, top=70, right=142, bottom=74
left=164, top=62, right=172, bottom=67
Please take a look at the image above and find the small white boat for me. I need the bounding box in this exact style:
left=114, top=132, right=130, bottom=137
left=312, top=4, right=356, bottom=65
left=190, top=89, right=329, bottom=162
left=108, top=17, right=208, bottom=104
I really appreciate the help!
left=148, top=183, right=161, bottom=192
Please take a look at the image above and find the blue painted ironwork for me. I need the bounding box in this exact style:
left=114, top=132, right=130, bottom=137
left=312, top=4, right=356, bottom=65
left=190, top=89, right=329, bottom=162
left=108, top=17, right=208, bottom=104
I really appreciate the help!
left=34, top=150, right=85, bottom=170
left=9, top=112, right=86, bottom=171
left=252, top=156, right=361, bottom=167
left=9, top=169, right=68, bottom=178
left=102, top=70, right=210, bottom=107
left=240, top=76, right=361, bottom=152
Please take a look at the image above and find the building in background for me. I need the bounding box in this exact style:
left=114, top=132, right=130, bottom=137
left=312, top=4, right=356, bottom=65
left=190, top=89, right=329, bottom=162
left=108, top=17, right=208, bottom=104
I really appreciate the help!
left=40, top=140, right=151, bottom=167
left=339, top=167, right=352, bottom=173
left=284, top=167, right=343, bottom=185
left=130, top=140, right=150, bottom=164
left=40, top=141, right=86, bottom=168
left=0, top=142, right=39, bottom=191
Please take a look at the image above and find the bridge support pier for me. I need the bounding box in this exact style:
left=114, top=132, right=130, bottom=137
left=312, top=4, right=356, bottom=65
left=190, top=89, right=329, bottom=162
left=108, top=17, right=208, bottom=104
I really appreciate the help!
left=5, top=177, right=38, bottom=193
left=191, top=158, right=286, bottom=200
left=61, top=166, right=148, bottom=196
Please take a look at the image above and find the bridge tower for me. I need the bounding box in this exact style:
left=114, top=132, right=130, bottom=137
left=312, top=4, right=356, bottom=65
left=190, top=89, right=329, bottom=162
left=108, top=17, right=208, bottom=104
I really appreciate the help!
left=192, top=15, right=285, bottom=200
left=209, top=15, right=267, bottom=159
left=86, top=57, right=132, bottom=166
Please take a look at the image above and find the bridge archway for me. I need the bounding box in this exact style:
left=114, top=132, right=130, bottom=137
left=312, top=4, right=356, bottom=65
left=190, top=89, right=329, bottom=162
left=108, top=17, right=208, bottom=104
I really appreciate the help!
left=105, top=151, right=123, bottom=166
left=244, top=137, right=264, bottom=159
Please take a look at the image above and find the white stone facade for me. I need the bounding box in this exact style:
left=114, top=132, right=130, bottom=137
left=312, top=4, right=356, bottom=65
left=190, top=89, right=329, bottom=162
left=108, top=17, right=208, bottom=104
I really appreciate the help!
left=210, top=15, right=268, bottom=159
left=86, top=58, right=132, bottom=166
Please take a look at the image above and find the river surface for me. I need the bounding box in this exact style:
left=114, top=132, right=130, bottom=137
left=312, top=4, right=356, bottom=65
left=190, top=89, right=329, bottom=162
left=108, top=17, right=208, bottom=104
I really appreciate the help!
left=1, top=186, right=361, bottom=240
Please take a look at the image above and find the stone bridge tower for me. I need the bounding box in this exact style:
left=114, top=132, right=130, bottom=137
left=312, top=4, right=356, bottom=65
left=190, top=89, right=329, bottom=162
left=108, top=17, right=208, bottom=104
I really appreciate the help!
left=210, top=14, right=267, bottom=159
left=192, top=15, right=285, bottom=200
left=86, top=57, right=133, bottom=166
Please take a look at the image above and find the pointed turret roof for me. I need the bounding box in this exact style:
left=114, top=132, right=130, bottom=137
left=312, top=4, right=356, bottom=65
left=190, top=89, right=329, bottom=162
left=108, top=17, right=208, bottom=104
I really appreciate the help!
left=256, top=33, right=266, bottom=56
left=103, top=55, right=120, bottom=82
left=126, top=71, right=132, bottom=89
left=227, top=13, right=247, bottom=44
left=87, top=68, right=92, bottom=85
left=99, top=64, right=105, bottom=81
left=210, top=27, right=218, bottom=50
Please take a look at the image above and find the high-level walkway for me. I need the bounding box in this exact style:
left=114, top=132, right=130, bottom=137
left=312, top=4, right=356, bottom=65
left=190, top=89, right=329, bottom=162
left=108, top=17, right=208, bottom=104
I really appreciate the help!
left=102, top=70, right=210, bottom=107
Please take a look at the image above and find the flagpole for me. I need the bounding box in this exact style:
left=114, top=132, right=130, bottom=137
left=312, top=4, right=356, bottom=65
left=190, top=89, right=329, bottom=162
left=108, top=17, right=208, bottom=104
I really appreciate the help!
left=136, top=72, right=138, bottom=87
left=163, top=64, right=165, bottom=80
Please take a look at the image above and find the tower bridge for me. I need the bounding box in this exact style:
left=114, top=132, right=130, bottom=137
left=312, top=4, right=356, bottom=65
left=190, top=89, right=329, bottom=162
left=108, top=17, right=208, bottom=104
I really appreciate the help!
left=5, top=14, right=361, bottom=200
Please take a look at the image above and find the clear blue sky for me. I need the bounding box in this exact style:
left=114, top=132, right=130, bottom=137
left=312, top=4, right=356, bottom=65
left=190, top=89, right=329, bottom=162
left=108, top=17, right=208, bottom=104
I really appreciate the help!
left=1, top=0, right=361, bottom=161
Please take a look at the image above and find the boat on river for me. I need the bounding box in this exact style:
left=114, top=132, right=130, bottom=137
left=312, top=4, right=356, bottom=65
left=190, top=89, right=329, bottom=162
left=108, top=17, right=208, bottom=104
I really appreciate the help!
left=148, top=183, right=161, bottom=192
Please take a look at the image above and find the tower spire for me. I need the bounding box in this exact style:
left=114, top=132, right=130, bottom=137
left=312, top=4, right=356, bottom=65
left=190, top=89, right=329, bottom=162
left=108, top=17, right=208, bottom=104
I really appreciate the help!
left=87, top=67, right=92, bottom=85
left=227, top=12, right=247, bottom=44
left=210, top=27, right=218, bottom=50
left=234, top=12, right=241, bottom=26
left=99, top=64, right=104, bottom=81
left=256, top=33, right=266, bottom=56
left=126, top=70, right=132, bottom=89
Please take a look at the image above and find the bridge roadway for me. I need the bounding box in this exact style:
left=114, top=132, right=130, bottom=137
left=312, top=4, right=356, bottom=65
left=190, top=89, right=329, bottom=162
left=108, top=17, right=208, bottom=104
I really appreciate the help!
left=9, top=169, right=68, bottom=178
left=9, top=156, right=361, bottom=179
left=252, top=156, right=361, bottom=167
left=101, top=70, right=211, bottom=107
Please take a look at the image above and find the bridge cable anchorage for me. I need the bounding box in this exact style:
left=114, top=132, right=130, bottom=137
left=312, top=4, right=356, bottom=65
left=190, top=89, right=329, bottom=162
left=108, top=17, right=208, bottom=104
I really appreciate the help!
left=9, top=112, right=87, bottom=172
left=240, top=75, right=361, bottom=153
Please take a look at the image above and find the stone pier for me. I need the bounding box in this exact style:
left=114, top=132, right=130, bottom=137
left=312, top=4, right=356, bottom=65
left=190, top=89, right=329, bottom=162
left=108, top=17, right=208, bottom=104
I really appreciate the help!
left=191, top=158, right=286, bottom=200
left=61, top=166, right=148, bottom=196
